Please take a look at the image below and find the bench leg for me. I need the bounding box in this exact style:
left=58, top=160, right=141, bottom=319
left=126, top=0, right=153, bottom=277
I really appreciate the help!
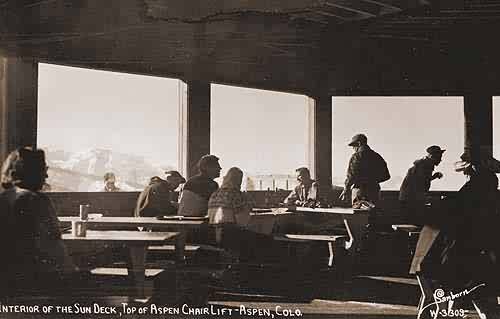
left=128, top=246, right=146, bottom=299
left=175, top=231, right=187, bottom=265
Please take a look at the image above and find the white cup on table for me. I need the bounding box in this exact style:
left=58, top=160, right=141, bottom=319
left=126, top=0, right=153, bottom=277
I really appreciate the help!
left=79, top=204, right=90, bottom=220
left=72, top=220, right=87, bottom=237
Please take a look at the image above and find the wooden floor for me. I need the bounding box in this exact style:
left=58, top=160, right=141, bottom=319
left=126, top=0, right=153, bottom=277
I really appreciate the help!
left=207, top=275, right=485, bottom=319
left=1, top=275, right=489, bottom=319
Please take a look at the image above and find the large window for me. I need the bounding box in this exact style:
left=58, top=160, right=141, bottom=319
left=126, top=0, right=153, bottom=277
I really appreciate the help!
left=332, top=97, right=464, bottom=191
left=38, top=63, right=181, bottom=191
left=211, top=84, right=309, bottom=190
left=493, top=97, right=500, bottom=161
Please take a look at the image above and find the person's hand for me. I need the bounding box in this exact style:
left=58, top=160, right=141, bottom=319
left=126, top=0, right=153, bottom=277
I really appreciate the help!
left=433, top=172, right=443, bottom=179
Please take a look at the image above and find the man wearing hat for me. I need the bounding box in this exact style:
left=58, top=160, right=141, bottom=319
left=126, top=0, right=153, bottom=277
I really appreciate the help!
left=340, top=133, right=390, bottom=207
left=399, top=145, right=445, bottom=224
left=135, top=170, right=186, bottom=217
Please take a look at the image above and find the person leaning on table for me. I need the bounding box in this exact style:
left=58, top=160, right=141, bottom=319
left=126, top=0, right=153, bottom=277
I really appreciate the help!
left=135, top=170, right=186, bottom=217
left=283, top=167, right=321, bottom=207
left=339, top=133, right=390, bottom=208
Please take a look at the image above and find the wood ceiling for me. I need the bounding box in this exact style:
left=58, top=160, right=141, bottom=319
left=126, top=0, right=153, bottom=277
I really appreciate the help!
left=2, top=0, right=500, bottom=96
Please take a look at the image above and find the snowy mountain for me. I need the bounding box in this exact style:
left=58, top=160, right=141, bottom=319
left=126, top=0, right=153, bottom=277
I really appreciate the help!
left=41, top=147, right=176, bottom=192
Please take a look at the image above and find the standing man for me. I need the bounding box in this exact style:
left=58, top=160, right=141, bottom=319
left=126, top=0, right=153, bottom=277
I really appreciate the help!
left=283, top=167, right=320, bottom=207
left=135, top=170, right=186, bottom=217
left=399, top=145, right=445, bottom=224
left=339, top=134, right=390, bottom=208
left=178, top=155, right=222, bottom=216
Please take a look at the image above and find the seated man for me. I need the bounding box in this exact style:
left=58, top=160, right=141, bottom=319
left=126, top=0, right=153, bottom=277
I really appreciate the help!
left=0, top=147, right=80, bottom=297
left=135, top=170, right=186, bottom=217
left=283, top=167, right=321, bottom=207
left=178, top=155, right=221, bottom=216
left=103, top=172, right=120, bottom=192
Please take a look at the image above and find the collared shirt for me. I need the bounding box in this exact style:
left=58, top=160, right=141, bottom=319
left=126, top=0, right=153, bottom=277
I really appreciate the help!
left=345, top=145, right=384, bottom=189
left=284, top=181, right=319, bottom=205
left=399, top=157, right=436, bottom=202
left=103, top=184, right=121, bottom=192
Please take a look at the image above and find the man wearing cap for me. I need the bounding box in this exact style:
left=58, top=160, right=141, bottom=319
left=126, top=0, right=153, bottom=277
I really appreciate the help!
left=135, top=170, right=186, bottom=217
left=178, top=155, right=222, bottom=216
left=339, top=133, right=390, bottom=207
left=399, top=145, right=445, bottom=224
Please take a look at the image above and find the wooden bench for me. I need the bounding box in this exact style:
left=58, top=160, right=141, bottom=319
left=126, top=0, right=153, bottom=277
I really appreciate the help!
left=147, top=244, right=201, bottom=261
left=391, top=224, right=421, bottom=234
left=392, top=224, right=421, bottom=259
left=274, top=234, right=347, bottom=267
left=90, top=267, right=165, bottom=277
left=89, top=266, right=179, bottom=303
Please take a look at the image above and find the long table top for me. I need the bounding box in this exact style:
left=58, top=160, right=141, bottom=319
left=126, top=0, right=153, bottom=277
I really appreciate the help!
left=59, top=216, right=207, bottom=228
left=62, top=230, right=178, bottom=244
left=294, top=207, right=368, bottom=215
left=251, top=206, right=369, bottom=216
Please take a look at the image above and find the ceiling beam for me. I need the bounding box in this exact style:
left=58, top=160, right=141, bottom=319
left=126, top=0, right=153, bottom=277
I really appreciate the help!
left=325, top=1, right=377, bottom=17
left=144, top=0, right=329, bottom=21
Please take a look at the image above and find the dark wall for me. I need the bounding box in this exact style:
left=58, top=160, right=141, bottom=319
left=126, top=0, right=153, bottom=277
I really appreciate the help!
left=47, top=190, right=456, bottom=224
left=48, top=192, right=140, bottom=217
left=47, top=190, right=291, bottom=217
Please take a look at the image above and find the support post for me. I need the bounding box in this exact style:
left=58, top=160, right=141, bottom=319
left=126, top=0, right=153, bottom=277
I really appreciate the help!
left=179, top=81, right=211, bottom=178
left=0, top=55, right=38, bottom=161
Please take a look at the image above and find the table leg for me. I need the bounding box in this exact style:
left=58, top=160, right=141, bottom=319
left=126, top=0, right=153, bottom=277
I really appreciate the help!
left=343, top=212, right=369, bottom=256
left=175, top=231, right=187, bottom=264
left=128, top=246, right=146, bottom=298
left=327, top=242, right=334, bottom=267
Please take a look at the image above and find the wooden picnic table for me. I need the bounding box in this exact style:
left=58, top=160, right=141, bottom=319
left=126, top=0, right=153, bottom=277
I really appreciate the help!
left=59, top=216, right=207, bottom=262
left=62, top=230, right=177, bottom=298
left=250, top=207, right=370, bottom=253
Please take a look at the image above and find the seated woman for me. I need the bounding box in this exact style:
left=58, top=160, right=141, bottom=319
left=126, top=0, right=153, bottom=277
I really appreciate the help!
left=208, top=167, right=273, bottom=262
left=0, top=147, right=80, bottom=297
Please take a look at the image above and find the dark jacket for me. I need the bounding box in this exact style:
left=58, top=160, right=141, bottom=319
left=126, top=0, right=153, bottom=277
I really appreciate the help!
left=182, top=174, right=219, bottom=201
left=135, top=177, right=177, bottom=217
left=399, top=157, right=436, bottom=202
left=0, top=187, right=69, bottom=294
left=345, top=145, right=389, bottom=189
